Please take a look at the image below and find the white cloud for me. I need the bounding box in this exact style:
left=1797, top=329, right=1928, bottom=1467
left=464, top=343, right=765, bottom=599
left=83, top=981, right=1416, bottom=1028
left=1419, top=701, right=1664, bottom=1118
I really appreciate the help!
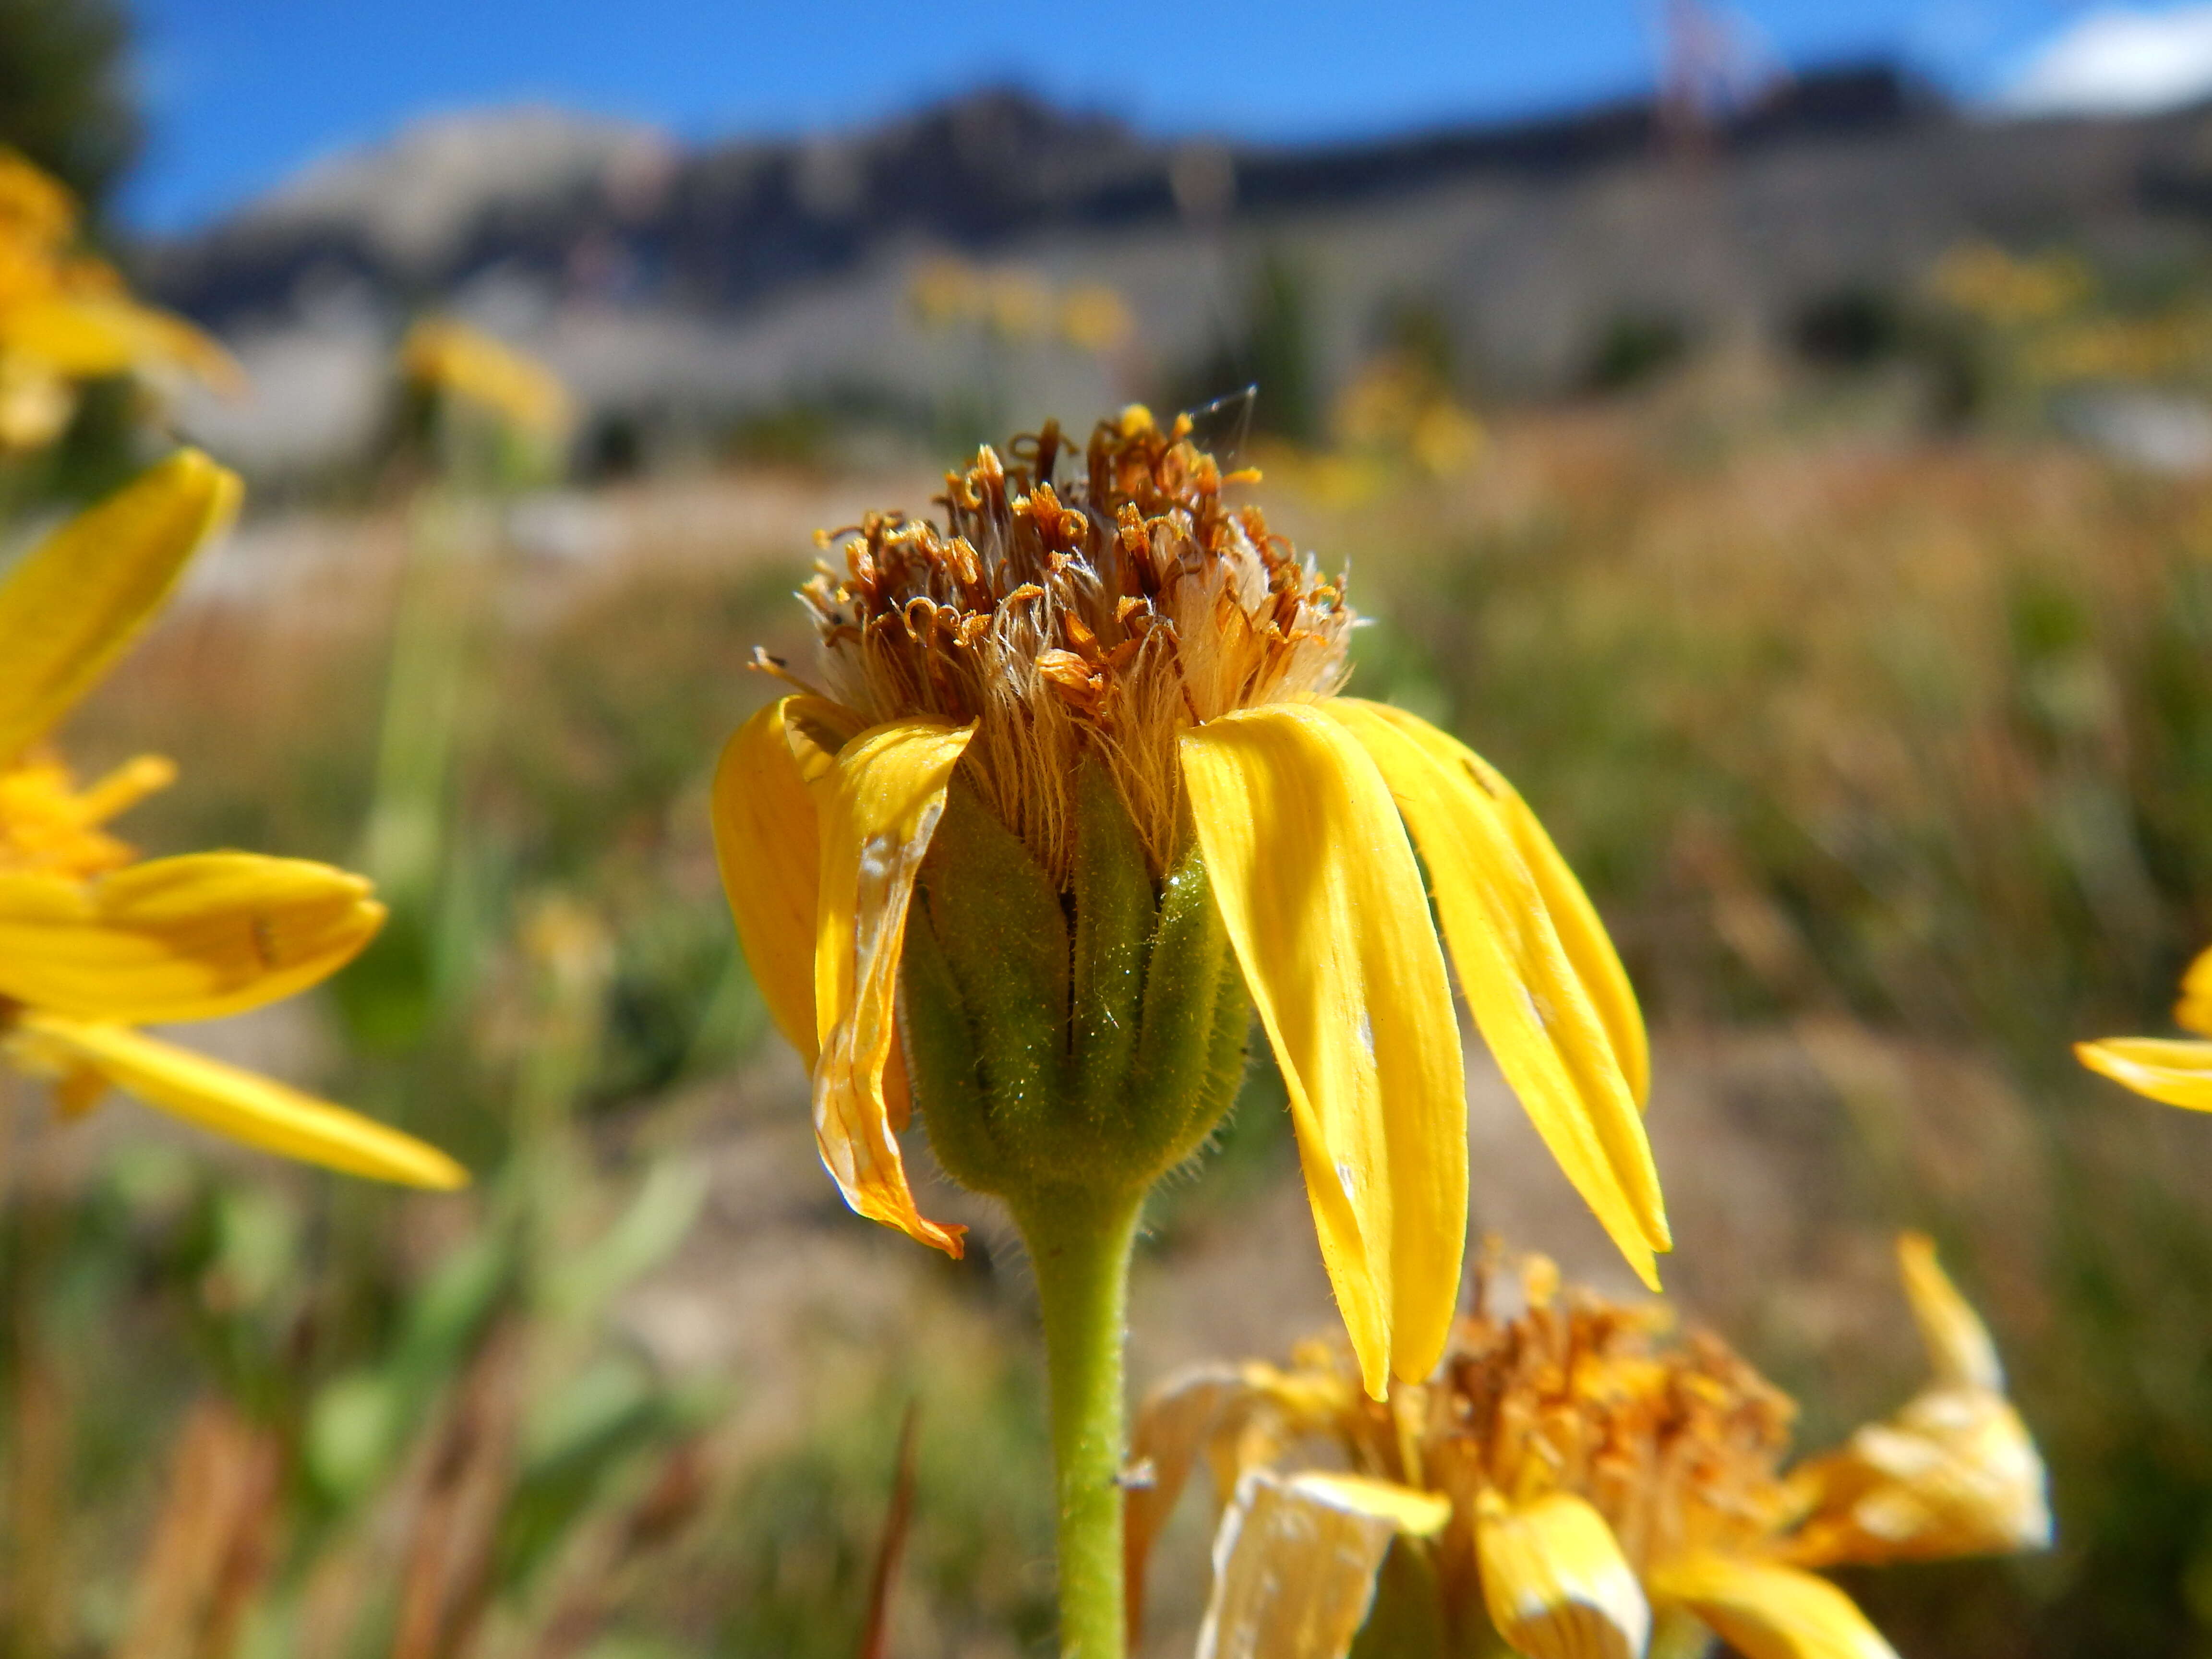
left=2001, top=4, right=2212, bottom=115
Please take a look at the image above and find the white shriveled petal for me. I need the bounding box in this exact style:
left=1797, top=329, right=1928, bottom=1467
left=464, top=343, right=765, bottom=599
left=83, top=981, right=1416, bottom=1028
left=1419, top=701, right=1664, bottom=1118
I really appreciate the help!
left=1195, top=1469, right=1450, bottom=1659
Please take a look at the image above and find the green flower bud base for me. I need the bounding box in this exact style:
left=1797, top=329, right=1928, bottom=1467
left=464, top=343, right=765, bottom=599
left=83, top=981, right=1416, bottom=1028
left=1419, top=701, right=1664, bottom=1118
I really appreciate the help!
left=903, top=762, right=1250, bottom=1659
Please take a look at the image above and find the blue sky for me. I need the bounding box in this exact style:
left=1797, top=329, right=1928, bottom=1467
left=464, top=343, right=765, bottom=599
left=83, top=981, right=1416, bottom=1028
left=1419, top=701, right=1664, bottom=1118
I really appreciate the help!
left=117, top=0, right=2114, bottom=231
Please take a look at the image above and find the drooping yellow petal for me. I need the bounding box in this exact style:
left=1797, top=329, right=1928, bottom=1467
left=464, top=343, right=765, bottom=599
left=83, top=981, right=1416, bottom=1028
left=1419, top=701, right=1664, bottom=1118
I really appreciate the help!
left=1895, top=1232, right=2002, bottom=1392
left=2073, top=1036, right=2212, bottom=1110
left=710, top=695, right=856, bottom=1061
left=1181, top=701, right=1467, bottom=1395
left=1195, top=1469, right=1450, bottom=1659
left=1328, top=700, right=1668, bottom=1282
left=0, top=450, right=241, bottom=762
left=7, top=1012, right=466, bottom=1189
left=0, top=854, right=385, bottom=1022
left=805, top=716, right=973, bottom=1257
left=1343, top=700, right=1649, bottom=1105
left=1474, top=1489, right=1650, bottom=1659
left=1647, top=1556, right=1897, bottom=1659
left=2176, top=946, right=2212, bottom=1037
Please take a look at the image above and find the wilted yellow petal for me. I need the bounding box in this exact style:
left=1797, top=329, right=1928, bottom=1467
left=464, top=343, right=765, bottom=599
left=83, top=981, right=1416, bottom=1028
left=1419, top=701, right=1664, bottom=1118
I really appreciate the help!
left=1181, top=701, right=1467, bottom=1395
left=710, top=695, right=853, bottom=1061
left=1787, top=1241, right=2045, bottom=1570
left=1329, top=700, right=1668, bottom=1282
left=1474, top=1488, right=1650, bottom=1659
left=2073, top=1036, right=2212, bottom=1110
left=0, top=450, right=241, bottom=762
left=1647, top=1556, right=1897, bottom=1659
left=1895, top=1232, right=2002, bottom=1392
left=0, top=853, right=384, bottom=1022
left=1787, top=1386, right=2051, bottom=1567
left=1343, top=701, right=1649, bottom=1105
left=806, top=716, right=972, bottom=1257
left=2177, top=947, right=2212, bottom=1037
left=9, top=1012, right=466, bottom=1189
left=1196, top=1469, right=1447, bottom=1659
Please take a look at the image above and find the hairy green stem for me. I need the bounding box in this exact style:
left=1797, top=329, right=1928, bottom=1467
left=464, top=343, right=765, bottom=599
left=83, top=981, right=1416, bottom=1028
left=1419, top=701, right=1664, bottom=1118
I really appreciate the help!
left=1017, top=1189, right=1145, bottom=1659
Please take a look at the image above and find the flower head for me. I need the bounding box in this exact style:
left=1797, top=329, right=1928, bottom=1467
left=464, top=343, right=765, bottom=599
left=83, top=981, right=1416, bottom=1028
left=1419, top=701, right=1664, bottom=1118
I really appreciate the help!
left=0, top=150, right=239, bottom=452
left=1132, top=1234, right=2050, bottom=1659
left=715, top=408, right=1669, bottom=1395
left=400, top=318, right=571, bottom=438
left=0, top=451, right=464, bottom=1189
left=799, top=410, right=1352, bottom=878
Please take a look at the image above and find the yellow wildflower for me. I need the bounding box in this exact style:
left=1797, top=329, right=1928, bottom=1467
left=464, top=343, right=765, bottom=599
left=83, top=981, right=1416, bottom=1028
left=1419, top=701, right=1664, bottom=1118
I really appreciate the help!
left=2076, top=943, right=2212, bottom=1110
left=1059, top=284, right=1134, bottom=354
left=1132, top=1234, right=2049, bottom=1659
left=0, top=150, right=239, bottom=452
left=712, top=407, right=1668, bottom=1396
left=908, top=257, right=1135, bottom=353
left=0, top=450, right=465, bottom=1188
left=1929, top=240, right=2091, bottom=329
left=399, top=318, right=572, bottom=437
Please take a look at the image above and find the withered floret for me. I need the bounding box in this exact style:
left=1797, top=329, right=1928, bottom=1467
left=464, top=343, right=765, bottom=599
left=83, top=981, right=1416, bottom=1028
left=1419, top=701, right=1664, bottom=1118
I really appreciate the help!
left=798, top=406, right=1354, bottom=879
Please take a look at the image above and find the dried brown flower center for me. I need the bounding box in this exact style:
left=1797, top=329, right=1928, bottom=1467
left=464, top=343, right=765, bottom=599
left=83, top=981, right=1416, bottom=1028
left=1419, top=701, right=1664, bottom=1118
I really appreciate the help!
left=1421, top=1266, right=1803, bottom=1573
left=795, top=406, right=1355, bottom=879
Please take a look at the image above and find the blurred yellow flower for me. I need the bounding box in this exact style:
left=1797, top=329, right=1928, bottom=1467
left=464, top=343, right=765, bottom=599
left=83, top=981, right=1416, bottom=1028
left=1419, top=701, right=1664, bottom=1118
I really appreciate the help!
left=1059, top=283, right=1134, bottom=354
left=400, top=317, right=572, bottom=437
left=1334, top=353, right=1485, bottom=480
left=0, top=150, right=240, bottom=453
left=2076, top=943, right=2212, bottom=1110
left=0, top=450, right=465, bottom=1189
left=712, top=408, right=1667, bottom=1395
left=1133, top=1233, right=2049, bottom=1659
left=907, top=256, right=1135, bottom=354
left=1930, top=241, right=2092, bottom=329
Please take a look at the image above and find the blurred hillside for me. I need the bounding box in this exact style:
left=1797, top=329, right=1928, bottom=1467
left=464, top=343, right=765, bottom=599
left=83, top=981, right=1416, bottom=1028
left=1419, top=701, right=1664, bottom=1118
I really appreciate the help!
left=131, top=64, right=2212, bottom=477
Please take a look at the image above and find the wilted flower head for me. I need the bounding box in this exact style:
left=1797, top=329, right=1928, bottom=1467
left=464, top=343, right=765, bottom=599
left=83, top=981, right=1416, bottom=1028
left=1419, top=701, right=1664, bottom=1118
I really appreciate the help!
left=717, top=407, right=1670, bottom=1395
left=1132, top=1234, right=2049, bottom=1659
left=799, top=409, right=1354, bottom=879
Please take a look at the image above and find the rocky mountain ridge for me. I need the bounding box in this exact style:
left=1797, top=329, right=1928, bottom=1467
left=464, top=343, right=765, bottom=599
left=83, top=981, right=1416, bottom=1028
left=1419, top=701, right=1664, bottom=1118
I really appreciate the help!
left=136, top=68, right=2212, bottom=475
